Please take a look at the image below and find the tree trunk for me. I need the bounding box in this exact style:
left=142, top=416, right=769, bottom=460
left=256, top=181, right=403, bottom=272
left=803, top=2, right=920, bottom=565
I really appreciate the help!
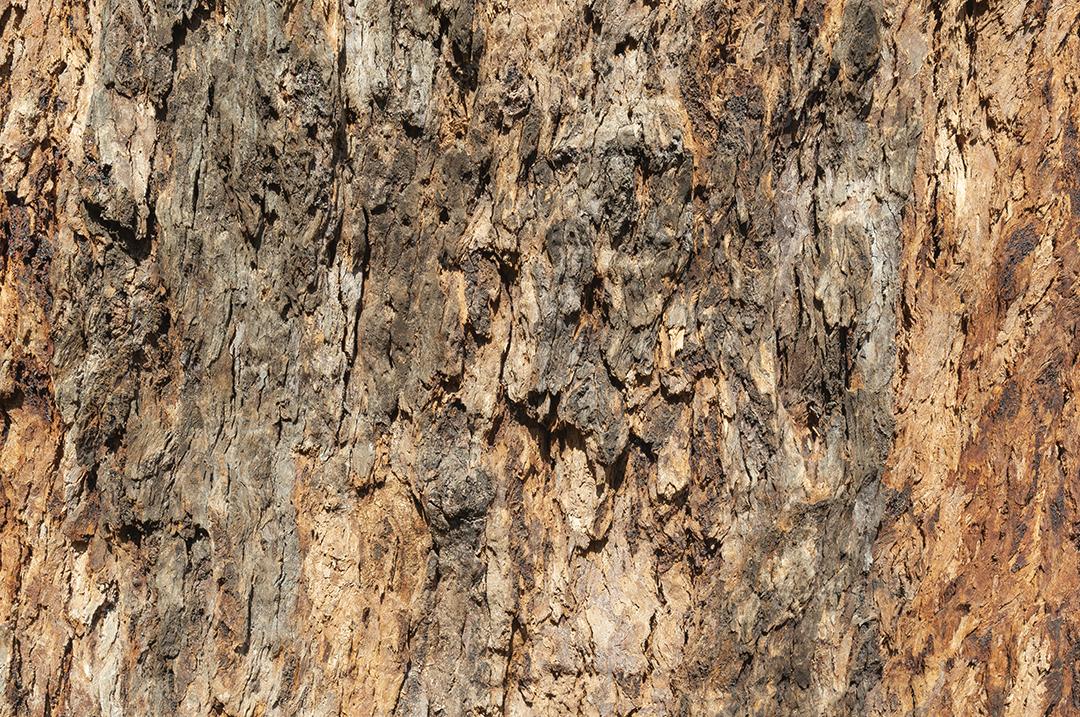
left=1, top=0, right=1077, bottom=714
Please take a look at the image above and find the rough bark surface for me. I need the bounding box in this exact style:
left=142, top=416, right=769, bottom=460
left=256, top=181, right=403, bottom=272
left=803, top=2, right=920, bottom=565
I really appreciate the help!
left=1, top=0, right=1077, bottom=714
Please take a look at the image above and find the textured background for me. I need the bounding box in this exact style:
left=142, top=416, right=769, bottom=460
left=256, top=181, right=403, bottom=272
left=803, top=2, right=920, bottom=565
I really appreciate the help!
left=2, top=0, right=1079, bottom=714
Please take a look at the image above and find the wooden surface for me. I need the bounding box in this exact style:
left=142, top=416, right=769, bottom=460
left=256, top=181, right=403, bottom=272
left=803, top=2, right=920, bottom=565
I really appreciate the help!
left=1, top=0, right=1078, bottom=714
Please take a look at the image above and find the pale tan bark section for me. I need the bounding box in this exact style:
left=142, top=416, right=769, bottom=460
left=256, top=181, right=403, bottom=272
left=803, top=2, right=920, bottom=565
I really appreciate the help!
left=872, top=2, right=1080, bottom=714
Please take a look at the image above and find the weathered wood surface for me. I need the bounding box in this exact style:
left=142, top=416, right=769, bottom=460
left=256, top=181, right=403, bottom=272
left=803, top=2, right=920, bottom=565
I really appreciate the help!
left=1, top=0, right=1078, bottom=714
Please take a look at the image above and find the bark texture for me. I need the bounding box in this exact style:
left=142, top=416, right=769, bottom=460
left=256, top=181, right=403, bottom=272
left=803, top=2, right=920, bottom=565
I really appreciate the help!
left=1, top=0, right=1078, bottom=714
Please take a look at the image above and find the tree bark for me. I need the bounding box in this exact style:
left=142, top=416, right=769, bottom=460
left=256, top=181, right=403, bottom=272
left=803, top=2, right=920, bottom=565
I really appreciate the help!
left=1, top=0, right=1077, bottom=714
